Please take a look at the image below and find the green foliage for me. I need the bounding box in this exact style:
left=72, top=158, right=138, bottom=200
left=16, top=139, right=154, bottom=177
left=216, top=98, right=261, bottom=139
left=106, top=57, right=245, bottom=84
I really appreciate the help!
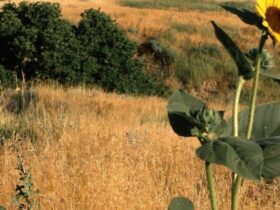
left=260, top=70, right=280, bottom=81
left=224, top=102, right=280, bottom=140
left=246, top=48, right=274, bottom=71
left=196, top=136, right=264, bottom=180
left=256, top=137, right=280, bottom=178
left=167, top=89, right=204, bottom=137
left=191, top=107, right=224, bottom=134
left=168, top=197, right=195, bottom=210
left=0, top=206, right=6, bottom=210
left=76, top=9, right=166, bottom=95
left=221, top=5, right=263, bottom=30
left=167, top=89, right=226, bottom=139
left=0, top=2, right=81, bottom=82
left=0, top=65, right=16, bottom=88
left=14, top=153, right=39, bottom=210
left=211, top=21, right=253, bottom=80
left=167, top=2, right=280, bottom=210
left=0, top=2, right=165, bottom=96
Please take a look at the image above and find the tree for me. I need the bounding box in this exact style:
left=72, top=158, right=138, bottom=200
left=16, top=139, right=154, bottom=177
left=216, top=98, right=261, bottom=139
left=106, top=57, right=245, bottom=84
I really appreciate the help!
left=76, top=9, right=166, bottom=95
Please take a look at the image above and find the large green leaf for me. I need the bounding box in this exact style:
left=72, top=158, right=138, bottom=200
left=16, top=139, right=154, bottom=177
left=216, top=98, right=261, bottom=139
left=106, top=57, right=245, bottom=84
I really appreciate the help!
left=168, top=197, right=195, bottom=210
left=224, top=102, right=280, bottom=140
left=196, top=136, right=264, bottom=180
left=167, top=89, right=205, bottom=137
left=211, top=21, right=253, bottom=80
left=256, top=137, right=280, bottom=178
left=221, top=5, right=263, bottom=30
left=260, top=70, right=280, bottom=82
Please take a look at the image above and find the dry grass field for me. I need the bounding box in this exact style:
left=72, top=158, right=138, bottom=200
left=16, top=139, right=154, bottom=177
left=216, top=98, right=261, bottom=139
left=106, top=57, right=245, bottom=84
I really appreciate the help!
left=0, top=85, right=279, bottom=210
left=0, top=0, right=280, bottom=209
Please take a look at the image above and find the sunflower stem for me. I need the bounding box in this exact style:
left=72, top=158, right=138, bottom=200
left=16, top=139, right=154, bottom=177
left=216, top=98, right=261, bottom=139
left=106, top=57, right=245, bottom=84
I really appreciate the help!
left=233, top=76, right=245, bottom=137
left=231, top=76, right=245, bottom=185
left=205, top=162, right=218, bottom=210
left=231, top=33, right=268, bottom=210
left=231, top=175, right=242, bottom=210
left=246, top=33, right=268, bottom=139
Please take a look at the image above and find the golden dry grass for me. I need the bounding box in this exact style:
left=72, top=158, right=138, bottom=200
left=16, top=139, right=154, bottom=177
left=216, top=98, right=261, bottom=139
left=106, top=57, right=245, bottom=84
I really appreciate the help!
left=0, top=1, right=280, bottom=209
left=0, top=85, right=279, bottom=210
left=3, top=0, right=259, bottom=44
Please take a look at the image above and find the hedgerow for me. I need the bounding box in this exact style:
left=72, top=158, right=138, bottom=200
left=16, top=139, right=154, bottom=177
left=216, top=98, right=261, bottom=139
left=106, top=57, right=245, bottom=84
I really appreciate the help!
left=0, top=2, right=166, bottom=95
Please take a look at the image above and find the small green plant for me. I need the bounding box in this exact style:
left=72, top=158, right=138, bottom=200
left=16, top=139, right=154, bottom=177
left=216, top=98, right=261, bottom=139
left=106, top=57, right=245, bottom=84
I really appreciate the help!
left=13, top=147, right=39, bottom=210
left=167, top=1, right=280, bottom=210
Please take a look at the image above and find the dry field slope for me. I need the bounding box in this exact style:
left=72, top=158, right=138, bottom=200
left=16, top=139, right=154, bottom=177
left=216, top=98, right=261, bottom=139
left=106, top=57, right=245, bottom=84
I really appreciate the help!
left=0, top=0, right=279, bottom=210
left=0, top=85, right=280, bottom=210
left=0, top=84, right=280, bottom=210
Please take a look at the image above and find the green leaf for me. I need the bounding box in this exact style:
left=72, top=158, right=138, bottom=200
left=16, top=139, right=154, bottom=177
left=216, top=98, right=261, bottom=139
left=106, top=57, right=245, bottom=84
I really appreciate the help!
left=256, top=137, right=280, bottom=178
left=260, top=70, right=280, bottom=82
left=168, top=197, right=195, bottom=210
left=167, top=89, right=205, bottom=137
left=196, top=136, right=264, bottom=180
left=224, top=102, right=280, bottom=140
left=211, top=21, right=253, bottom=80
left=0, top=206, right=6, bottom=210
left=220, top=5, right=264, bottom=30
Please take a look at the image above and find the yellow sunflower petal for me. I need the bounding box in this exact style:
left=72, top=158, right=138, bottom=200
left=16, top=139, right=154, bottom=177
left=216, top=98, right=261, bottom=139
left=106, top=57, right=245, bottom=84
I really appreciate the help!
left=267, top=0, right=274, bottom=7
left=273, top=33, right=280, bottom=41
left=274, top=0, right=280, bottom=7
left=256, top=5, right=265, bottom=17
left=263, top=20, right=269, bottom=27
left=256, top=0, right=267, bottom=17
left=257, top=0, right=266, bottom=9
left=272, top=0, right=276, bottom=6
left=256, top=0, right=280, bottom=42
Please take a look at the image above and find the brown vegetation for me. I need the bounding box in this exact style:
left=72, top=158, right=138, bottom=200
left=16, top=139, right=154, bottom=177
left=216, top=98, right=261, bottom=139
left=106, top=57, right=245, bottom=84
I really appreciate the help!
left=0, top=1, right=280, bottom=209
left=0, top=85, right=280, bottom=209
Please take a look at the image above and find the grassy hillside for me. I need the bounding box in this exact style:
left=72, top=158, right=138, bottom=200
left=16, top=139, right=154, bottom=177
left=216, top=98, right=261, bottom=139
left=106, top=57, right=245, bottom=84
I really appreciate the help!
left=3, top=0, right=277, bottom=102
left=119, top=0, right=253, bottom=11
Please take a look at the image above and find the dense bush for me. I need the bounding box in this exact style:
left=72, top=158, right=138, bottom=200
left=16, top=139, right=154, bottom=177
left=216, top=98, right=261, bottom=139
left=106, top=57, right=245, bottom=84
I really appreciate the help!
left=0, top=2, right=166, bottom=95
left=76, top=9, right=166, bottom=94
left=0, top=2, right=81, bottom=82
left=0, top=65, right=16, bottom=88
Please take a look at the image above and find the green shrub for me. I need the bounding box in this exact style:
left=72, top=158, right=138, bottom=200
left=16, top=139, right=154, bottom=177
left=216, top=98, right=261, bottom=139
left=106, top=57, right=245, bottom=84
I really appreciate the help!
left=76, top=9, right=167, bottom=95
left=0, top=65, right=16, bottom=88
left=0, top=2, right=81, bottom=83
left=0, top=2, right=165, bottom=95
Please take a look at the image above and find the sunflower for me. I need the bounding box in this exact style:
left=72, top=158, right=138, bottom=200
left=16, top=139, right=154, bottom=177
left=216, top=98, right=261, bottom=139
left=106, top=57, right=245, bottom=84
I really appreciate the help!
left=256, top=0, right=280, bottom=42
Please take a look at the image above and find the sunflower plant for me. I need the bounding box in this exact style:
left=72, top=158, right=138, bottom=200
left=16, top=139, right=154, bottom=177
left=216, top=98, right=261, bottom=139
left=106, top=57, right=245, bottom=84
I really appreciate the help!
left=167, top=1, right=280, bottom=210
